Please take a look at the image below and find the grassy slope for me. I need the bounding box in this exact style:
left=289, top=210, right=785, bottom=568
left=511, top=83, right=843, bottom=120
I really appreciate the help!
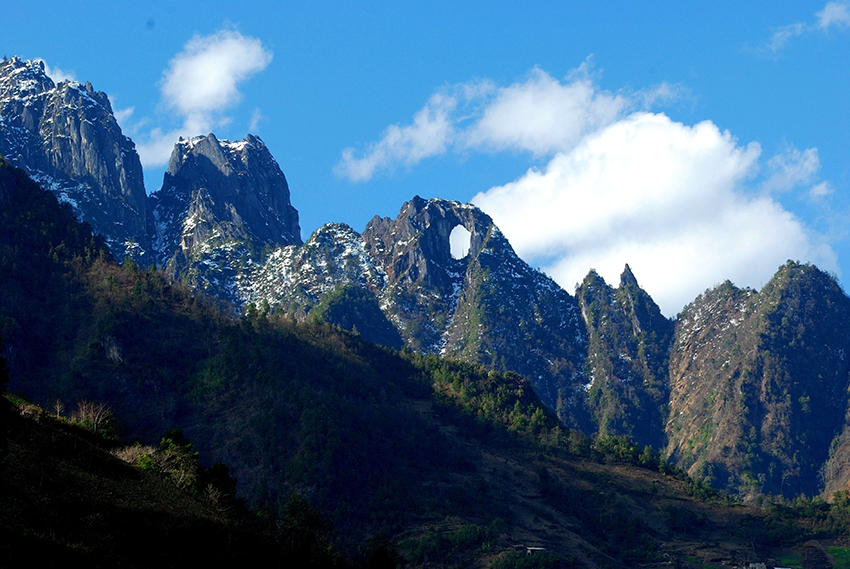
left=0, top=399, right=286, bottom=568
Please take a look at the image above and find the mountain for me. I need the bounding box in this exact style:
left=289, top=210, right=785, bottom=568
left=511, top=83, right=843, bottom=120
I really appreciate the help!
left=0, top=56, right=149, bottom=261
left=5, top=159, right=842, bottom=568
left=150, top=133, right=302, bottom=302
left=10, top=56, right=850, bottom=505
left=667, top=262, right=850, bottom=498
left=576, top=265, right=674, bottom=450
left=239, top=196, right=589, bottom=425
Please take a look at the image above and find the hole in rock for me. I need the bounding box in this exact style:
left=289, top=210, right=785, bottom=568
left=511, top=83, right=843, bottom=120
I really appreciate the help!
left=449, top=225, right=472, bottom=259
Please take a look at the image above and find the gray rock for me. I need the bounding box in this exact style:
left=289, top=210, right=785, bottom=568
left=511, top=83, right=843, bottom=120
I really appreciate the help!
left=0, top=56, right=149, bottom=261
left=151, top=133, right=302, bottom=302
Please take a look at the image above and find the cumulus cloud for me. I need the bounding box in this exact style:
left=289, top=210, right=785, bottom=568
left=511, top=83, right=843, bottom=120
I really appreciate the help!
left=760, top=1, right=849, bottom=53
left=335, top=64, right=672, bottom=181
left=462, top=67, right=629, bottom=156
left=135, top=29, right=272, bottom=167
left=471, top=113, right=837, bottom=315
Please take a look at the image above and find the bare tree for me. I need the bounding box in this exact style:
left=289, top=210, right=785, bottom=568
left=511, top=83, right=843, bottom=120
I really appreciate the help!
left=72, top=400, right=114, bottom=436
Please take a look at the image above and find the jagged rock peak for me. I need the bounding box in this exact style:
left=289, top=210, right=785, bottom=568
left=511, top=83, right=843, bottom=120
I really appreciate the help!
left=0, top=57, right=55, bottom=101
left=620, top=263, right=638, bottom=287
left=0, top=56, right=149, bottom=262
left=363, top=196, right=496, bottom=286
left=168, top=133, right=272, bottom=173
left=157, top=132, right=302, bottom=255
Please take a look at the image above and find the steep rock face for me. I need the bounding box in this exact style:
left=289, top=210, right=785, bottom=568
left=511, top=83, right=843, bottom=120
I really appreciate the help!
left=0, top=57, right=148, bottom=261
left=151, top=133, right=301, bottom=302
left=577, top=265, right=674, bottom=450
left=362, top=197, right=588, bottom=418
left=438, top=223, right=587, bottom=423
left=666, top=262, right=850, bottom=498
left=362, top=197, right=489, bottom=351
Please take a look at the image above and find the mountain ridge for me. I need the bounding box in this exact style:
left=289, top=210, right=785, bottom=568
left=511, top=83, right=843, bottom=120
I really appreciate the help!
left=4, top=56, right=850, bottom=503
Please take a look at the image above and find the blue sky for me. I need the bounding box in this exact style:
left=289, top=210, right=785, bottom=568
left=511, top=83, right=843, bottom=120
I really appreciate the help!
left=4, top=1, right=849, bottom=314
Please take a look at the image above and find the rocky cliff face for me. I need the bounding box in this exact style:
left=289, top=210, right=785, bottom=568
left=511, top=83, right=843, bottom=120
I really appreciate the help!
left=150, top=133, right=301, bottom=301
left=666, top=262, right=850, bottom=497
left=576, top=265, right=674, bottom=450
left=0, top=57, right=149, bottom=261
left=362, top=197, right=492, bottom=352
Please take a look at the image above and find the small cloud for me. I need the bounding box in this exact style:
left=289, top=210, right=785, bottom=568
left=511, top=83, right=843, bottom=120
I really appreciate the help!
left=38, top=60, right=76, bottom=83
left=762, top=146, right=820, bottom=193
left=636, top=81, right=689, bottom=110
left=810, top=181, right=833, bottom=199
left=817, top=1, right=850, bottom=29
left=334, top=92, right=457, bottom=181
left=113, top=107, right=135, bottom=128
left=766, top=22, right=807, bottom=53
left=161, top=29, right=272, bottom=120
left=249, top=108, right=264, bottom=132
left=756, top=1, right=849, bottom=54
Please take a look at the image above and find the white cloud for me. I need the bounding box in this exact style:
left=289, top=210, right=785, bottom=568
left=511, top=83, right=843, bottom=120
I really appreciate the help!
left=760, top=1, right=849, bottom=53
left=136, top=29, right=272, bottom=167
left=817, top=1, right=850, bottom=29
left=766, top=23, right=806, bottom=53
left=249, top=107, right=264, bottom=132
left=462, top=67, right=629, bottom=156
left=37, top=60, right=76, bottom=84
left=162, top=29, right=272, bottom=120
left=334, top=92, right=457, bottom=181
left=335, top=64, right=674, bottom=182
left=762, top=146, right=821, bottom=193
left=810, top=181, right=833, bottom=199
left=636, top=81, right=688, bottom=110
left=471, top=112, right=837, bottom=315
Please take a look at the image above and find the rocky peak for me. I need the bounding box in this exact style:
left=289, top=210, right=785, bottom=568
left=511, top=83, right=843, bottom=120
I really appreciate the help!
left=0, top=57, right=55, bottom=106
left=156, top=133, right=301, bottom=262
left=667, top=261, right=850, bottom=497
left=0, top=56, right=149, bottom=261
left=619, top=263, right=638, bottom=288
left=150, top=133, right=302, bottom=303
left=576, top=266, right=673, bottom=449
left=363, top=196, right=491, bottom=293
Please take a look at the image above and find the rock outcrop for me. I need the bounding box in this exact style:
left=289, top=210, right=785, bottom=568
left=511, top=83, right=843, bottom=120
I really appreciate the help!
left=0, top=57, right=149, bottom=261
left=151, top=133, right=302, bottom=301
left=666, top=262, right=850, bottom=497
left=576, top=265, right=674, bottom=449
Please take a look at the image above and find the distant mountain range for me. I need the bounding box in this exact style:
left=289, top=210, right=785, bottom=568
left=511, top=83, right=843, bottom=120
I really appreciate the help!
left=3, top=55, right=850, bottom=500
